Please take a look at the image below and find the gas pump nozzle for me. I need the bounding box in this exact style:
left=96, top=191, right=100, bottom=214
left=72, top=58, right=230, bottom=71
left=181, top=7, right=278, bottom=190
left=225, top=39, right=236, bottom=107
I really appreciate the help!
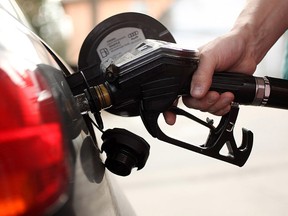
left=68, top=39, right=288, bottom=173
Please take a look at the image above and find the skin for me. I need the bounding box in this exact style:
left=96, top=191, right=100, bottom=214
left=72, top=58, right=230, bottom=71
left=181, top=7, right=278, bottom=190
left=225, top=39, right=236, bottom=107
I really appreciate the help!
left=165, top=0, right=288, bottom=125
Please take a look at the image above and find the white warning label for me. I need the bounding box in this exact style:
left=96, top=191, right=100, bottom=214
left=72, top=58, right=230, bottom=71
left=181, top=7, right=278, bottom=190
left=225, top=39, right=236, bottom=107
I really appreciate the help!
left=97, top=27, right=146, bottom=62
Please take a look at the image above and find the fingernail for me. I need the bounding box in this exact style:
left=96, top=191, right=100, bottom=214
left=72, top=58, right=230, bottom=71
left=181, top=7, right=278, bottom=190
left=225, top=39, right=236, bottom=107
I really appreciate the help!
left=191, top=85, right=204, bottom=97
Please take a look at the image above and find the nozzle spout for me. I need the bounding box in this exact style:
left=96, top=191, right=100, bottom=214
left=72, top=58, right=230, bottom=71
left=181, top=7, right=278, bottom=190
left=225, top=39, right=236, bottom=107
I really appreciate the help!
left=74, top=84, right=112, bottom=114
left=94, top=84, right=112, bottom=109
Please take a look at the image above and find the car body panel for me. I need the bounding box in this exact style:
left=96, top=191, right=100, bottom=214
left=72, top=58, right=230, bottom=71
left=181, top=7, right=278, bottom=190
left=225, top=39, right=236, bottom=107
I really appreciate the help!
left=0, top=1, right=135, bottom=215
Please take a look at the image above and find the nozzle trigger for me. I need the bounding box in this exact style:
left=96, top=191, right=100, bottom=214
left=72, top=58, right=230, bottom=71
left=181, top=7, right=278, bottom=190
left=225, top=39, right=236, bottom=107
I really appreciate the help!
left=140, top=103, right=253, bottom=166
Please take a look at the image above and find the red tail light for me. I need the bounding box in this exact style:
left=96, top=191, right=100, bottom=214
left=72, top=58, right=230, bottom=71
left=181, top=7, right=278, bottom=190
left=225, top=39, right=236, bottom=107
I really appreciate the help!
left=0, top=62, right=69, bottom=215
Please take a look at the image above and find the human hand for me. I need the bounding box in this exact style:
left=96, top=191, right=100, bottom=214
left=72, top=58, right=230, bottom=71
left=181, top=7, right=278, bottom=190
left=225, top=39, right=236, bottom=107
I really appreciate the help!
left=165, top=30, right=257, bottom=125
left=164, top=0, right=288, bottom=125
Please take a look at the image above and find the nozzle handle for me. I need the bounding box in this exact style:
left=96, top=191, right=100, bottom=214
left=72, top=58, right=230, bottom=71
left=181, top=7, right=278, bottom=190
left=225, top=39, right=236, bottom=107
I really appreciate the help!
left=210, top=72, right=288, bottom=109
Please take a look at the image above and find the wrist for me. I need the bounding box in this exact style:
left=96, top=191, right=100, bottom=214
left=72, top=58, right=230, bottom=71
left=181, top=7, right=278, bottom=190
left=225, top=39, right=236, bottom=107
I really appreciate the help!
left=230, top=0, right=288, bottom=64
left=228, top=24, right=258, bottom=73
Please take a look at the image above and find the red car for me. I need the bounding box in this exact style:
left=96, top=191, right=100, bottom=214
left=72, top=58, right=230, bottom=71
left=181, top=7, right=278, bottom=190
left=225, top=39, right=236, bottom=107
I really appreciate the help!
left=0, top=1, right=135, bottom=215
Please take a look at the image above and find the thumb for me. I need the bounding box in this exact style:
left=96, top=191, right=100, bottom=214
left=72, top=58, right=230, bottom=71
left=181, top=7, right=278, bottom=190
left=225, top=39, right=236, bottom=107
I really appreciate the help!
left=190, top=54, right=214, bottom=99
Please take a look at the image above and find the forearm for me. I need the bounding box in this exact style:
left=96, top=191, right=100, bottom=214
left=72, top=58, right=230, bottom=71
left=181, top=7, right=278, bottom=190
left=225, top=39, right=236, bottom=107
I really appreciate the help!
left=232, top=0, right=288, bottom=64
left=186, top=0, right=288, bottom=116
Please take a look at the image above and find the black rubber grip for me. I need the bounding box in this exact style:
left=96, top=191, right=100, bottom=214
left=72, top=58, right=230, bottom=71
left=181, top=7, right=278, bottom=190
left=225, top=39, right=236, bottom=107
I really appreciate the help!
left=210, top=72, right=256, bottom=105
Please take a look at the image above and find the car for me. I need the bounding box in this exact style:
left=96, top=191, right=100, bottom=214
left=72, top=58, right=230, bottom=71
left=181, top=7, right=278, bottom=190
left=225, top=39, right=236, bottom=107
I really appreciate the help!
left=0, top=0, right=135, bottom=215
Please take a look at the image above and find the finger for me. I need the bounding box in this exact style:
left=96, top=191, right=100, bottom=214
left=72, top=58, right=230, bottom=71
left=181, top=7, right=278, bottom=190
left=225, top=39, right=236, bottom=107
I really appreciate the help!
left=163, top=98, right=179, bottom=125
left=163, top=111, right=176, bottom=125
left=213, top=104, right=232, bottom=116
left=207, top=92, right=234, bottom=115
left=190, top=53, right=215, bottom=99
left=182, top=91, right=220, bottom=111
left=183, top=91, right=234, bottom=116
